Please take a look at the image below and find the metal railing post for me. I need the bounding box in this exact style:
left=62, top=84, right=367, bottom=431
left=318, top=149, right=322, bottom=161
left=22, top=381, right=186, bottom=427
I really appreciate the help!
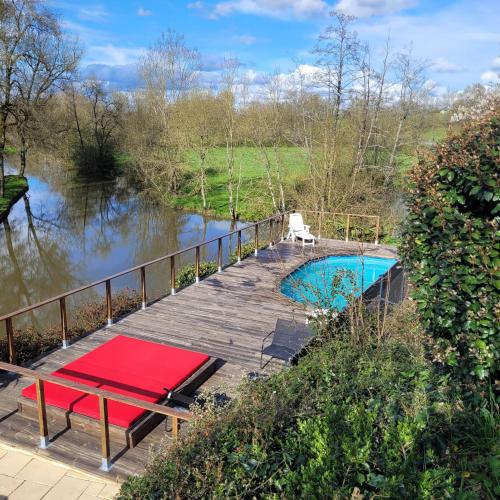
left=217, top=238, right=223, bottom=272
left=5, top=317, right=16, bottom=365
left=140, top=266, right=147, bottom=309
left=254, top=224, right=259, bottom=256
left=170, top=256, right=176, bottom=295
left=99, top=396, right=111, bottom=472
left=105, top=280, right=113, bottom=326
left=237, top=231, right=242, bottom=263
left=60, top=297, right=68, bottom=349
left=35, top=378, right=49, bottom=449
left=195, top=246, right=200, bottom=283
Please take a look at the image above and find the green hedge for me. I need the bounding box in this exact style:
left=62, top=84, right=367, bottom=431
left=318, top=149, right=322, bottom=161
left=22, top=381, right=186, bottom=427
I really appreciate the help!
left=119, top=305, right=498, bottom=499
left=401, top=105, right=499, bottom=382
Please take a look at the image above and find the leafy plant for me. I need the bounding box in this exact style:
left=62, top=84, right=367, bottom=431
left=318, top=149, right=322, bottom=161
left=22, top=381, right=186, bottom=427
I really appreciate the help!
left=176, top=261, right=219, bottom=288
left=401, top=103, right=500, bottom=382
left=119, top=304, right=499, bottom=499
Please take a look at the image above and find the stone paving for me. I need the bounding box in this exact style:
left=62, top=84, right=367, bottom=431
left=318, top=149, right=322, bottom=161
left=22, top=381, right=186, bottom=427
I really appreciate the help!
left=0, top=442, right=120, bottom=500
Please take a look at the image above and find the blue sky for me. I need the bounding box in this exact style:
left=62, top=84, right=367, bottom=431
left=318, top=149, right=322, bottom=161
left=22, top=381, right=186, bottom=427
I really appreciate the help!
left=52, top=0, right=500, bottom=94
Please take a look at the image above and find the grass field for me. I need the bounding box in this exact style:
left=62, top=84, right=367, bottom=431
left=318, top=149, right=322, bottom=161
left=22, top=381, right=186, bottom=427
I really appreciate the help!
left=175, top=146, right=309, bottom=219
left=0, top=175, right=28, bottom=221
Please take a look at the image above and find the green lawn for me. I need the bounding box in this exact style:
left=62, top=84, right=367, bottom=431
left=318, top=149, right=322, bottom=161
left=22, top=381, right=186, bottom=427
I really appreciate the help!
left=0, top=175, right=28, bottom=220
left=175, top=146, right=308, bottom=219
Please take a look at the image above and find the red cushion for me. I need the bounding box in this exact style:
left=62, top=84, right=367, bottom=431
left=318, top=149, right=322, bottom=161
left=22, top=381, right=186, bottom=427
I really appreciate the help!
left=21, top=335, right=209, bottom=428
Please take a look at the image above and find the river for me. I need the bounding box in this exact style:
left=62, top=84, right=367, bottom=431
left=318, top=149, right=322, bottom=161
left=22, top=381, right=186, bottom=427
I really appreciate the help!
left=0, top=164, right=243, bottom=334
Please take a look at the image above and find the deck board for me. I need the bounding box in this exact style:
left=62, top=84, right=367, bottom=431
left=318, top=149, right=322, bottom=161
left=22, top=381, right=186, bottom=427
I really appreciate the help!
left=0, top=239, right=397, bottom=480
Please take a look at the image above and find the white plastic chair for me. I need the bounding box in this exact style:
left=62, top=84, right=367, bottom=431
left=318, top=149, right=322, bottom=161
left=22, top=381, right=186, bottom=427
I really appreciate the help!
left=287, top=213, right=316, bottom=246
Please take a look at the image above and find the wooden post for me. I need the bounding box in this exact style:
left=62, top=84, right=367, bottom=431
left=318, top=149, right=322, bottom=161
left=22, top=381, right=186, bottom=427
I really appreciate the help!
left=172, top=416, right=179, bottom=440
left=345, top=214, right=351, bottom=242
left=375, top=217, right=380, bottom=245
left=237, top=231, right=242, bottom=263
left=217, top=238, right=222, bottom=272
left=99, top=396, right=111, bottom=471
left=269, top=219, right=274, bottom=248
left=105, top=280, right=112, bottom=326
left=254, top=224, right=259, bottom=256
left=195, top=246, right=200, bottom=283
left=60, top=297, right=68, bottom=349
left=318, top=211, right=322, bottom=240
left=5, top=318, right=15, bottom=365
left=35, top=379, right=49, bottom=449
left=140, top=266, right=147, bottom=309
left=280, top=214, right=285, bottom=241
left=170, top=256, right=176, bottom=295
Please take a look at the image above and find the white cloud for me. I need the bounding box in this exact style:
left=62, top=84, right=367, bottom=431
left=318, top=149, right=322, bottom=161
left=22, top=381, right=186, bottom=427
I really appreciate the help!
left=187, top=1, right=203, bottom=9
left=86, top=44, right=146, bottom=66
left=211, top=0, right=329, bottom=20
left=137, top=7, right=152, bottom=17
left=79, top=5, right=108, bottom=21
left=232, top=34, right=257, bottom=45
left=431, top=57, right=466, bottom=74
left=336, top=0, right=417, bottom=18
left=491, top=56, right=500, bottom=70
left=481, top=70, right=499, bottom=84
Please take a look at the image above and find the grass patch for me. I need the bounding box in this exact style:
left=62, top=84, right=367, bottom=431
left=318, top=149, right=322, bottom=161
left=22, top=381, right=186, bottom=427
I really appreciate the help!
left=0, top=175, right=28, bottom=219
left=175, top=146, right=308, bottom=219
left=119, top=304, right=499, bottom=499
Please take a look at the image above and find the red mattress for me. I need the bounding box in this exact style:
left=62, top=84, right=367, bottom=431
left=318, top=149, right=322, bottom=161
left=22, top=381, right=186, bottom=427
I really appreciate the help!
left=22, top=335, right=209, bottom=428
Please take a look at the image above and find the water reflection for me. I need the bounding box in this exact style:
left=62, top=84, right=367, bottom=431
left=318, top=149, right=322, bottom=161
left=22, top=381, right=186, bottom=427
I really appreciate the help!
left=0, top=165, right=240, bottom=332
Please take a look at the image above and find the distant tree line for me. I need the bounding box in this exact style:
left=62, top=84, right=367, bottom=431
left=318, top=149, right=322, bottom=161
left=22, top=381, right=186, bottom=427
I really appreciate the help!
left=3, top=1, right=483, bottom=221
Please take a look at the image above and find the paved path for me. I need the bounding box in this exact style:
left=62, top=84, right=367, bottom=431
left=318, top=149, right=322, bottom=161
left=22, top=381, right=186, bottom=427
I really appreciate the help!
left=0, top=442, right=120, bottom=500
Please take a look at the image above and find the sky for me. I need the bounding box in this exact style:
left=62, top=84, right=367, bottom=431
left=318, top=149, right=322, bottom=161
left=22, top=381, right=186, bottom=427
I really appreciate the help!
left=51, top=0, right=500, bottom=95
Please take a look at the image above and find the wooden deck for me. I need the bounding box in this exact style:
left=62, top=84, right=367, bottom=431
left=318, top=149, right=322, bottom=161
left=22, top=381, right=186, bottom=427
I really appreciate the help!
left=0, top=239, right=397, bottom=481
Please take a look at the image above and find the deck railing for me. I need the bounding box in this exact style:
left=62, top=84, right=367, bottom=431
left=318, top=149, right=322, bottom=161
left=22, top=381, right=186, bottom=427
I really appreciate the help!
left=301, top=210, right=380, bottom=245
left=0, top=360, right=192, bottom=471
left=0, top=213, right=287, bottom=364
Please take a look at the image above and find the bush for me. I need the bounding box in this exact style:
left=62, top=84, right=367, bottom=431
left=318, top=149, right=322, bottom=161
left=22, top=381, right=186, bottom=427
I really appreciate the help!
left=230, top=242, right=255, bottom=263
left=0, top=290, right=140, bottom=365
left=119, top=304, right=499, bottom=499
left=401, top=104, right=499, bottom=382
left=176, top=262, right=219, bottom=288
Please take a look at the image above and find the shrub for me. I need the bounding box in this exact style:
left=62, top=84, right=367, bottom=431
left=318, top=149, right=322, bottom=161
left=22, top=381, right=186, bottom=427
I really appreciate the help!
left=401, top=104, right=500, bottom=382
left=119, top=304, right=499, bottom=499
left=176, top=262, right=219, bottom=288
left=230, top=242, right=254, bottom=263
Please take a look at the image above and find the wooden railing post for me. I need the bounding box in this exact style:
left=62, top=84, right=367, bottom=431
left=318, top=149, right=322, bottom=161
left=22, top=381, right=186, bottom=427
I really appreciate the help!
left=280, top=214, right=285, bottom=241
left=345, top=214, right=351, bottom=242
left=99, top=395, right=111, bottom=472
left=105, top=280, right=112, bottom=326
left=140, top=266, right=147, bottom=309
left=60, top=297, right=68, bottom=349
left=269, top=219, right=274, bottom=248
left=318, top=211, right=322, bottom=240
left=254, top=224, right=259, bottom=256
left=237, top=230, right=242, bottom=263
left=195, top=246, right=200, bottom=283
left=35, top=378, right=49, bottom=449
left=170, top=256, right=176, bottom=295
left=375, top=217, right=380, bottom=245
left=5, top=318, right=15, bottom=365
left=217, top=238, right=223, bottom=272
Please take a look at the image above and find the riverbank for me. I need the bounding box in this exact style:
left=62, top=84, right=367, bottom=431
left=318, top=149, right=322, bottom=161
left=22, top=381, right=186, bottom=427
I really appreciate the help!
left=0, top=176, right=28, bottom=222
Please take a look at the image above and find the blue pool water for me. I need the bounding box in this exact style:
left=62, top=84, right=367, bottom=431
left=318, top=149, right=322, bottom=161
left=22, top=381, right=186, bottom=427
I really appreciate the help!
left=280, top=255, right=397, bottom=309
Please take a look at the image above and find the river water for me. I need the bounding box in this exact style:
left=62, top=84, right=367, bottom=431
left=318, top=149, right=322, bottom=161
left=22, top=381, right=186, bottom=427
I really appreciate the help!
left=0, top=164, right=245, bottom=334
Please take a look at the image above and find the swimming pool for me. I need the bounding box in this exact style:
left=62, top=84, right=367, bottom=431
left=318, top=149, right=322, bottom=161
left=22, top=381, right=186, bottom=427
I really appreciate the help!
left=280, top=255, right=397, bottom=309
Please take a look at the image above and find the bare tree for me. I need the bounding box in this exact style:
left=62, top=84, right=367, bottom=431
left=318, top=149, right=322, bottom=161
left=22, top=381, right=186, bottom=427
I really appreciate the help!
left=0, top=0, right=79, bottom=193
